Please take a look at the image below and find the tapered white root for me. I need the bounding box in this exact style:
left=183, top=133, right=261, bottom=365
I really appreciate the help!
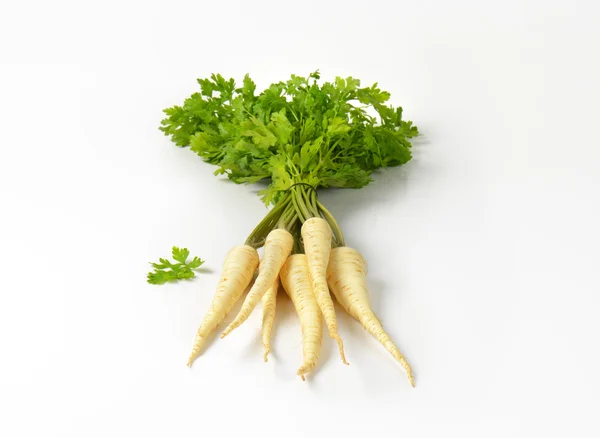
left=280, top=254, right=323, bottom=379
left=301, top=217, right=348, bottom=365
left=186, top=245, right=259, bottom=367
left=221, top=229, right=293, bottom=338
left=261, top=277, right=279, bottom=362
left=327, top=246, right=415, bottom=387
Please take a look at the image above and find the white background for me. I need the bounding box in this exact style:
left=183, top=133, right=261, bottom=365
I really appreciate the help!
left=1, top=0, right=599, bottom=436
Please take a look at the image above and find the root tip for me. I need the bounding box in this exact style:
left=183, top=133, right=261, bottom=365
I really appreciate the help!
left=334, top=334, right=348, bottom=365
left=221, top=324, right=236, bottom=339
left=297, top=365, right=312, bottom=378
left=186, top=350, right=199, bottom=367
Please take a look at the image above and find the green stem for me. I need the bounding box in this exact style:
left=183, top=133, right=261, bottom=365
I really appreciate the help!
left=287, top=205, right=299, bottom=227
left=300, top=186, right=317, bottom=218
left=308, top=187, right=318, bottom=215
left=296, top=187, right=314, bottom=220
left=245, top=193, right=290, bottom=248
left=277, top=201, right=296, bottom=231
left=311, top=137, right=343, bottom=174
left=291, top=189, right=308, bottom=223
left=286, top=211, right=298, bottom=234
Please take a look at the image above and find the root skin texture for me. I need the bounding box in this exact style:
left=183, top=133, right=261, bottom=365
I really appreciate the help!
left=281, top=254, right=323, bottom=380
left=327, top=246, right=415, bottom=387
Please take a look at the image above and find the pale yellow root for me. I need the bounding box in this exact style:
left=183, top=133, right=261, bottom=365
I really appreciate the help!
left=301, top=217, right=348, bottom=365
left=326, top=247, right=415, bottom=387
left=186, top=245, right=259, bottom=367
left=261, top=276, right=279, bottom=362
left=280, top=254, right=323, bottom=380
left=221, top=229, right=293, bottom=338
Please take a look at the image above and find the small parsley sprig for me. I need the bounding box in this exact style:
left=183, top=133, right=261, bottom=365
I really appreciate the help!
left=147, top=247, right=205, bottom=285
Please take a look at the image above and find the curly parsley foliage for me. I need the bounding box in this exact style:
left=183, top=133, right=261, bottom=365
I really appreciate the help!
left=159, top=71, right=418, bottom=206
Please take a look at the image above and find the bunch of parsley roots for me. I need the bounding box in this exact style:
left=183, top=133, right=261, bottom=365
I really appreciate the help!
left=159, top=71, right=418, bottom=386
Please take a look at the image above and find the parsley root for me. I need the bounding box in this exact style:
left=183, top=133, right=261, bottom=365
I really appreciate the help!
left=186, top=245, right=258, bottom=367
left=327, top=247, right=415, bottom=387
left=301, top=217, right=347, bottom=365
left=261, top=276, right=279, bottom=362
left=221, top=229, right=293, bottom=338
left=280, top=254, right=323, bottom=380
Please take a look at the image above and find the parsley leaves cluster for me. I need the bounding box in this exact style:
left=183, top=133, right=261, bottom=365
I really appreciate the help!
left=159, top=71, right=418, bottom=206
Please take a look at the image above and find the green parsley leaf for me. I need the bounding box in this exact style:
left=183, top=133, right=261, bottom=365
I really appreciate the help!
left=147, top=247, right=205, bottom=285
